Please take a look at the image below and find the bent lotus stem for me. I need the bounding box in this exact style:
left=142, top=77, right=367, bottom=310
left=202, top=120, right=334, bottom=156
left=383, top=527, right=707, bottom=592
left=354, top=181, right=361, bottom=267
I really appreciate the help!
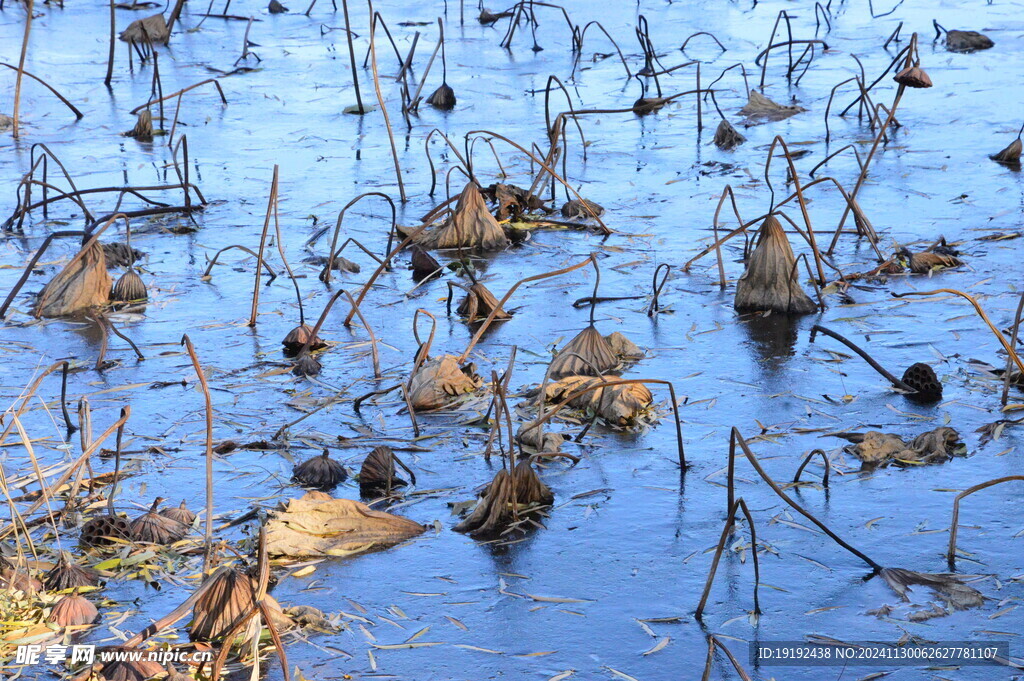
left=1001, top=292, right=1024, bottom=406
left=460, top=255, right=596, bottom=362
left=810, top=324, right=914, bottom=392
left=793, top=449, right=830, bottom=487
left=130, top=78, right=227, bottom=114
left=521, top=378, right=686, bottom=470
left=892, top=289, right=1024, bottom=375
left=702, top=635, right=753, bottom=681
left=947, top=475, right=1024, bottom=565
left=571, top=21, right=632, bottom=80
left=0, top=362, right=67, bottom=446
left=695, top=497, right=760, bottom=619
left=728, top=427, right=881, bottom=571
left=320, top=192, right=396, bottom=284
left=59, top=361, right=75, bottom=433
left=764, top=136, right=826, bottom=283
left=648, top=263, right=672, bottom=316
left=0, top=62, right=83, bottom=120
left=202, top=245, right=278, bottom=281
left=181, top=334, right=215, bottom=573
left=249, top=166, right=279, bottom=327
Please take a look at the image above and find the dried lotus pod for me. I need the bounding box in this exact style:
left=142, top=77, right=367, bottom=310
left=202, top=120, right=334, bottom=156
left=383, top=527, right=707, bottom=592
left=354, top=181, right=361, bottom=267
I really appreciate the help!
left=80, top=513, right=132, bottom=547
left=359, top=445, right=415, bottom=495
left=97, top=648, right=165, bottom=681
left=33, top=239, right=112, bottom=318
left=111, top=269, right=147, bottom=302
left=560, top=198, right=604, bottom=219
left=410, top=246, right=442, bottom=281
left=990, top=138, right=1022, bottom=166
left=130, top=498, right=187, bottom=545
left=734, top=214, right=817, bottom=315
left=713, top=118, right=746, bottom=150
left=190, top=567, right=258, bottom=642
left=292, top=351, right=322, bottom=377
left=901, top=362, right=942, bottom=402
left=427, top=83, right=456, bottom=110
left=548, top=325, right=619, bottom=379
left=44, top=552, right=101, bottom=591
left=293, top=449, right=348, bottom=489
left=49, top=590, right=99, bottom=627
left=893, top=65, right=932, bottom=88
left=454, top=461, right=553, bottom=538
left=945, top=29, right=994, bottom=53
left=457, top=282, right=510, bottom=324
left=160, top=499, right=197, bottom=527
left=119, top=14, right=170, bottom=44
left=126, top=109, right=154, bottom=139
left=281, top=323, right=326, bottom=357
left=412, top=183, right=510, bottom=251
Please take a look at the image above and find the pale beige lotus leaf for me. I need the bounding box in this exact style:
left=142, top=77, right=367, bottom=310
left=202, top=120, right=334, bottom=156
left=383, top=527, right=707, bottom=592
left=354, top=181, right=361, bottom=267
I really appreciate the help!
left=457, top=282, right=510, bottom=323
left=841, top=427, right=961, bottom=465
left=734, top=215, right=816, bottom=315
left=414, top=183, right=509, bottom=251
left=33, top=240, right=112, bottom=318
left=739, top=90, right=805, bottom=123
left=544, top=375, right=654, bottom=426
left=119, top=14, right=170, bottom=44
left=454, top=461, right=553, bottom=537
left=549, top=325, right=619, bottom=379
left=266, top=491, right=426, bottom=557
left=408, top=355, right=482, bottom=411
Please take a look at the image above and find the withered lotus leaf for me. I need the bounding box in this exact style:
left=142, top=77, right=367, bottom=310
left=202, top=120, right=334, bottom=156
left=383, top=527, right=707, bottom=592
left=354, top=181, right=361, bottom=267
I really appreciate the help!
left=548, top=325, right=619, bottom=379
left=516, top=423, right=565, bottom=454
left=713, top=118, right=746, bottom=149
left=160, top=499, right=197, bottom=527
left=990, top=138, right=1022, bottom=166
left=292, top=351, right=322, bottom=377
left=269, top=0, right=289, bottom=13
left=880, top=567, right=984, bottom=611
left=632, top=97, right=667, bottom=115
left=0, top=566, right=41, bottom=594
left=102, top=242, right=145, bottom=268
left=606, top=331, right=644, bottom=360
left=946, top=29, right=994, bottom=53
left=119, top=14, right=170, bottom=44
left=266, top=491, right=426, bottom=557
left=126, top=109, right=154, bottom=139
left=359, top=445, right=413, bottom=495
left=293, top=449, right=348, bottom=489
left=131, top=498, right=187, bottom=544
left=739, top=90, right=805, bottom=123
left=408, top=355, right=482, bottom=410
left=483, top=183, right=547, bottom=220
left=33, top=239, right=112, bottom=318
left=896, top=248, right=963, bottom=274
left=893, top=65, right=932, bottom=88
left=49, top=592, right=99, bottom=627
left=44, top=552, right=101, bottom=591
left=96, top=650, right=165, bottom=681
left=454, top=461, right=554, bottom=538
left=282, top=323, right=326, bottom=357
left=560, top=198, right=605, bottom=219
left=414, top=183, right=509, bottom=251
left=841, top=427, right=962, bottom=466
left=111, top=269, right=147, bottom=303
left=734, top=215, right=817, bottom=315
left=189, top=567, right=257, bottom=641
left=457, top=282, right=511, bottom=324
left=427, top=83, right=457, bottom=110
left=410, top=245, right=442, bottom=280
left=544, top=375, right=654, bottom=426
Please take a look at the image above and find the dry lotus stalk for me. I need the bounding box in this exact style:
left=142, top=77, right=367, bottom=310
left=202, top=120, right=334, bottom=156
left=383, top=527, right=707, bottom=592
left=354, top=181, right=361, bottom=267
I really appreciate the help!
left=126, top=110, right=154, bottom=139
left=457, top=282, right=510, bottom=323
left=359, top=445, right=415, bottom=495
left=266, top=491, right=426, bottom=557
left=414, top=183, right=509, bottom=251
left=839, top=427, right=962, bottom=466
left=544, top=375, right=654, bottom=426
left=734, top=215, right=817, bottom=314
left=895, top=248, right=963, bottom=274
left=946, top=29, right=994, bottom=53
left=990, top=138, right=1022, bottom=166
left=96, top=649, right=164, bottom=681
left=119, top=14, right=170, bottom=44
left=893, top=65, right=932, bottom=88
left=713, top=119, right=746, bottom=150
left=160, top=499, right=196, bottom=527
left=49, top=591, right=99, bottom=627
left=131, top=498, right=187, bottom=544
left=739, top=90, right=804, bottom=122
left=454, top=461, right=554, bottom=537
left=408, top=355, right=482, bottom=410
left=561, top=198, right=604, bottom=219
left=281, top=323, right=326, bottom=357
left=44, top=552, right=101, bottom=590
left=292, top=449, right=347, bottom=489
left=548, top=325, right=619, bottom=379
left=33, top=239, right=112, bottom=318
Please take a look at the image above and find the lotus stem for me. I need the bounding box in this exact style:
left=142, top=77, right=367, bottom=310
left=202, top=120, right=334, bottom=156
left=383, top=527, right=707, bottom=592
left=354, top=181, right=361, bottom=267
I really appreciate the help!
left=11, top=0, right=33, bottom=139
left=1002, top=292, right=1024, bottom=406
left=367, top=0, right=407, bottom=202
left=181, top=335, right=215, bottom=573
left=947, top=476, right=1024, bottom=565
left=249, top=166, right=279, bottom=327
left=793, top=449, right=830, bottom=486
left=695, top=498, right=760, bottom=619
left=130, top=79, right=227, bottom=114
left=202, top=245, right=278, bottom=280
left=320, top=192, right=396, bottom=284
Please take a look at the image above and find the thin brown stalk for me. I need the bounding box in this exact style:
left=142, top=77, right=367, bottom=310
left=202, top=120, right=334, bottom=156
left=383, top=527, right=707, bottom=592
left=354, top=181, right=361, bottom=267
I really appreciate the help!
left=1001, top=292, right=1024, bottom=406
left=181, top=334, right=215, bottom=573
left=947, top=476, right=1024, bottom=565
left=793, top=449, right=830, bottom=486
left=367, top=0, right=407, bottom=202
left=249, top=166, right=278, bottom=327
left=12, top=0, right=33, bottom=139
left=695, top=498, right=760, bottom=619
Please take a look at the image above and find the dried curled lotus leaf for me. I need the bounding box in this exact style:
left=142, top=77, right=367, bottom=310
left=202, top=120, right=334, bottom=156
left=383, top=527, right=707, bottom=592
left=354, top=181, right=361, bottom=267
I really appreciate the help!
left=427, top=83, right=457, bottom=110
left=359, top=445, right=408, bottom=493
left=44, top=553, right=100, bottom=590
left=516, top=423, right=565, bottom=453
left=282, top=323, right=326, bottom=356
left=0, top=566, right=42, bottom=594
left=733, top=215, right=816, bottom=315
left=49, top=592, right=99, bottom=627
left=408, top=355, right=482, bottom=410
left=713, top=118, right=746, bottom=149
left=160, top=500, right=196, bottom=527
left=606, top=331, right=644, bottom=359
left=454, top=461, right=553, bottom=537
left=292, top=449, right=347, bottom=489
left=545, top=375, right=654, bottom=426
left=990, top=138, right=1022, bottom=165
left=97, top=650, right=165, bottom=681
left=126, top=109, right=153, bottom=139
left=190, top=567, right=257, bottom=641
left=739, top=90, right=805, bottom=122
left=119, top=14, right=170, bottom=44
left=893, top=65, right=932, bottom=88
left=549, top=325, right=619, bottom=379
left=33, top=240, right=112, bottom=318
left=111, top=269, right=147, bottom=302
left=414, top=183, right=509, bottom=251
left=266, top=491, right=426, bottom=557
left=900, top=250, right=963, bottom=274
left=946, top=29, right=994, bottom=53
left=879, top=567, right=984, bottom=611
left=560, top=198, right=604, bottom=219
left=846, top=431, right=907, bottom=464
left=457, top=282, right=510, bottom=323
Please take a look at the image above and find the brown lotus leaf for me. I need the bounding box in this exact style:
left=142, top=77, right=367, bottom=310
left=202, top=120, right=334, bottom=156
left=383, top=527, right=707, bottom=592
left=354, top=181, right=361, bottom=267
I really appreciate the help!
left=896, top=248, right=963, bottom=274
left=119, top=14, right=170, bottom=44
left=268, top=0, right=288, bottom=13
left=483, top=183, right=547, bottom=220
left=734, top=215, right=817, bottom=314
left=359, top=445, right=414, bottom=495
left=457, top=282, right=510, bottom=323
left=126, top=109, right=154, bottom=139
left=80, top=513, right=132, bottom=547
left=293, top=449, right=347, bottom=489
left=44, top=552, right=101, bottom=591
left=160, top=499, right=197, bottom=527
left=0, top=566, right=41, bottom=594
left=548, top=325, right=620, bottom=379
left=282, top=323, right=326, bottom=357
left=454, top=460, right=554, bottom=537
left=266, top=491, right=426, bottom=557
left=545, top=375, right=654, bottom=426
left=34, top=239, right=112, bottom=318
left=560, top=198, right=605, bottom=219
left=880, top=567, right=984, bottom=611
left=739, top=90, right=805, bottom=123
left=292, top=351, right=322, bottom=377
left=111, top=269, right=147, bottom=302
left=131, top=498, right=187, bottom=544
left=414, top=183, right=509, bottom=251
left=0, top=113, right=12, bottom=130
left=304, top=253, right=360, bottom=272
left=516, top=423, right=565, bottom=454
left=103, top=242, right=145, bottom=268
left=893, top=65, right=932, bottom=88
left=410, top=245, right=442, bottom=280
left=49, top=592, right=99, bottom=627
left=284, top=604, right=336, bottom=631
left=632, top=97, right=667, bottom=115
left=713, top=118, right=746, bottom=149
left=606, top=331, right=644, bottom=360
left=427, top=83, right=456, bottom=110
left=97, top=650, right=165, bottom=681
left=946, top=29, right=994, bottom=53
left=190, top=567, right=257, bottom=641
left=408, top=355, right=482, bottom=410
left=990, top=138, right=1022, bottom=166
left=841, top=427, right=962, bottom=465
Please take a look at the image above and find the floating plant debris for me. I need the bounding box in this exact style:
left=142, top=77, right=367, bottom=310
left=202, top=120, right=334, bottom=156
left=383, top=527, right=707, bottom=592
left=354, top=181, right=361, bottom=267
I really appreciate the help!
left=835, top=427, right=963, bottom=466
left=454, top=461, right=553, bottom=538
left=734, top=215, right=816, bottom=314
left=292, top=448, right=348, bottom=489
